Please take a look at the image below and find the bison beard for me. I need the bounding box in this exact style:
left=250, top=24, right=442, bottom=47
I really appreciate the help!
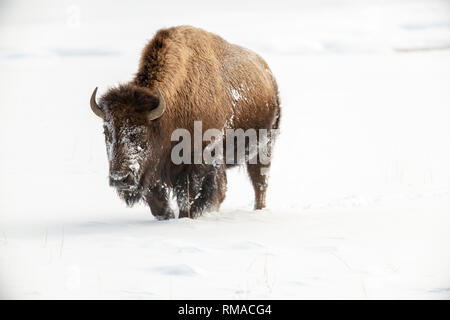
left=90, top=25, right=281, bottom=219
left=118, top=188, right=144, bottom=207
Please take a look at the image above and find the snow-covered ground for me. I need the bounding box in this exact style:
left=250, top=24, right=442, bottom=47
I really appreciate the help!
left=1, top=0, right=450, bottom=299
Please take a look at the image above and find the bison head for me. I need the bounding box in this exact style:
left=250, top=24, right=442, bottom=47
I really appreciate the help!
left=90, top=85, right=166, bottom=206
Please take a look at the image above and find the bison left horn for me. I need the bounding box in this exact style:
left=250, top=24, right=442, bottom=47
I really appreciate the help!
left=147, top=88, right=166, bottom=121
left=90, top=87, right=105, bottom=119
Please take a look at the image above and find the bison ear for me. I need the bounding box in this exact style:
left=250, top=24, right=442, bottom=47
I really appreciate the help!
left=146, top=88, right=166, bottom=121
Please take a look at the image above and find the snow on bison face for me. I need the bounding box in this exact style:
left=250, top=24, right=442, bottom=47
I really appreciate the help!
left=90, top=85, right=166, bottom=206
left=103, top=119, right=149, bottom=206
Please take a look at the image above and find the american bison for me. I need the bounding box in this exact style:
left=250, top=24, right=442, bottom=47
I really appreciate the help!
left=90, top=26, right=280, bottom=219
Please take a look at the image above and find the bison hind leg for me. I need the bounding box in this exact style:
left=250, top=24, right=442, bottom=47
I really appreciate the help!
left=247, top=108, right=279, bottom=210
left=247, top=162, right=270, bottom=210
left=247, top=133, right=275, bottom=210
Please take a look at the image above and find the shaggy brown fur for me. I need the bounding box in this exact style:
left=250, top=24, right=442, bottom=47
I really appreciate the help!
left=94, top=25, right=280, bottom=219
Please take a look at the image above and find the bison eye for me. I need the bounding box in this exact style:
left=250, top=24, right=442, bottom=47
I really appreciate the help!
left=129, top=133, right=140, bottom=141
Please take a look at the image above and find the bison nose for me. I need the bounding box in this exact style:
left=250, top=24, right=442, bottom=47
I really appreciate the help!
left=109, top=173, right=136, bottom=189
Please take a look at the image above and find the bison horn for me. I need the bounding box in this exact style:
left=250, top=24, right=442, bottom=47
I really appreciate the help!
left=147, top=88, right=166, bottom=121
left=90, top=87, right=105, bottom=119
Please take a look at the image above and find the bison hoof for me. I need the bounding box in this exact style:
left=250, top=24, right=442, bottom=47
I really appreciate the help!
left=152, top=209, right=175, bottom=220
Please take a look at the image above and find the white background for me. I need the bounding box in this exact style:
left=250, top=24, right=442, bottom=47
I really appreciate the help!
left=1, top=0, right=450, bottom=299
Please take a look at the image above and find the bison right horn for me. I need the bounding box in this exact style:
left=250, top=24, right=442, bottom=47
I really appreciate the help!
left=147, top=88, right=166, bottom=121
left=90, top=87, right=105, bottom=119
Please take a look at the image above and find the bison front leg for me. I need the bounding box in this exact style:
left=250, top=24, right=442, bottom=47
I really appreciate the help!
left=144, top=185, right=175, bottom=220
left=175, top=165, right=227, bottom=218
